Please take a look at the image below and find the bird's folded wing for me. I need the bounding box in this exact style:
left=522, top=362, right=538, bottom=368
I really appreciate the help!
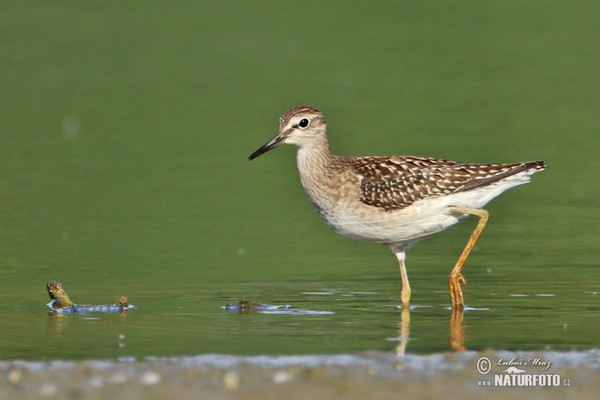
left=352, top=156, right=531, bottom=211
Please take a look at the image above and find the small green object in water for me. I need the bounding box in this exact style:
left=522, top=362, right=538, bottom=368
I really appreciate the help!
left=46, top=281, right=135, bottom=314
left=46, top=281, right=73, bottom=308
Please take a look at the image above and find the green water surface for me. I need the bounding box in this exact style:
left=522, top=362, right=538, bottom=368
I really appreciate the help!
left=1, top=1, right=599, bottom=361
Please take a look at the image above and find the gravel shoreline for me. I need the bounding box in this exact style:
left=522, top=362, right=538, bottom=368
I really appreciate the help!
left=2, top=350, right=599, bottom=399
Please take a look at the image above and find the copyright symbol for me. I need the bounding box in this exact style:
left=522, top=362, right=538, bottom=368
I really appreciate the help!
left=476, top=356, right=491, bottom=375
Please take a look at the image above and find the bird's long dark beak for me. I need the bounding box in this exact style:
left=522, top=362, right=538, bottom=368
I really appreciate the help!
left=248, top=133, right=286, bottom=160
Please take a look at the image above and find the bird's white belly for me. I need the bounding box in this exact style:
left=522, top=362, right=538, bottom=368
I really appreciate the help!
left=314, top=174, right=532, bottom=246
left=319, top=199, right=464, bottom=245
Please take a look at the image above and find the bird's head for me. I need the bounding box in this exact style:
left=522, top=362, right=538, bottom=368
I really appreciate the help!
left=248, top=105, right=327, bottom=160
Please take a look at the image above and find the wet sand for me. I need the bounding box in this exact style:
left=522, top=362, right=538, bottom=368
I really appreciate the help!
left=2, top=350, right=598, bottom=399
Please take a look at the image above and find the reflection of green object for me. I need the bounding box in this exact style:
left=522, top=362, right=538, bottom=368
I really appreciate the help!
left=46, top=281, right=134, bottom=314
left=46, top=281, right=73, bottom=308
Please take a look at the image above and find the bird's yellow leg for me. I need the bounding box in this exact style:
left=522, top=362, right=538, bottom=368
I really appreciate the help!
left=392, top=250, right=411, bottom=309
left=448, top=207, right=489, bottom=309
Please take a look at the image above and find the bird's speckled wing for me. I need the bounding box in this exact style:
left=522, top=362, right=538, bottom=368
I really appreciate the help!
left=350, top=156, right=543, bottom=211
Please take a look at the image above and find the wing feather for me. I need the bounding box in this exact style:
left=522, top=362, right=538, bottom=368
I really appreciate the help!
left=351, top=156, right=543, bottom=211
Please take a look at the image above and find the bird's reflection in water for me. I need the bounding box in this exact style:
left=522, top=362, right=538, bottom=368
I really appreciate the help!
left=395, top=308, right=411, bottom=356
left=449, top=308, right=466, bottom=351
left=394, top=306, right=466, bottom=355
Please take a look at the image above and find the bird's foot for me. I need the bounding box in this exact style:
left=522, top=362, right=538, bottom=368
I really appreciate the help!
left=448, top=273, right=467, bottom=308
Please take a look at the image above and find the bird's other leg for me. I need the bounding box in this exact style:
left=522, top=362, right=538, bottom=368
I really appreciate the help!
left=390, top=248, right=411, bottom=309
left=448, top=207, right=489, bottom=309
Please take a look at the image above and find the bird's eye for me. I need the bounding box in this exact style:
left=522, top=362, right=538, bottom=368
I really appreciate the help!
left=298, top=118, right=309, bottom=128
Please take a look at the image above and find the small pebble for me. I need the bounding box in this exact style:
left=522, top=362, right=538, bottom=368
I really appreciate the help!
left=140, top=371, right=161, bottom=385
left=8, top=369, right=23, bottom=384
left=39, top=383, right=58, bottom=397
left=273, top=371, right=293, bottom=384
left=223, top=371, right=240, bottom=390
left=108, top=373, right=128, bottom=385
left=89, top=375, right=105, bottom=388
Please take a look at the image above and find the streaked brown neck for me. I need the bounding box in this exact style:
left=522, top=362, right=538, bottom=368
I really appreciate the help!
left=295, top=135, right=341, bottom=214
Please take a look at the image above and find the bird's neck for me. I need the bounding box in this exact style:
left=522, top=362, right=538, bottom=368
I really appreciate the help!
left=295, top=138, right=339, bottom=214
left=295, top=138, right=334, bottom=177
